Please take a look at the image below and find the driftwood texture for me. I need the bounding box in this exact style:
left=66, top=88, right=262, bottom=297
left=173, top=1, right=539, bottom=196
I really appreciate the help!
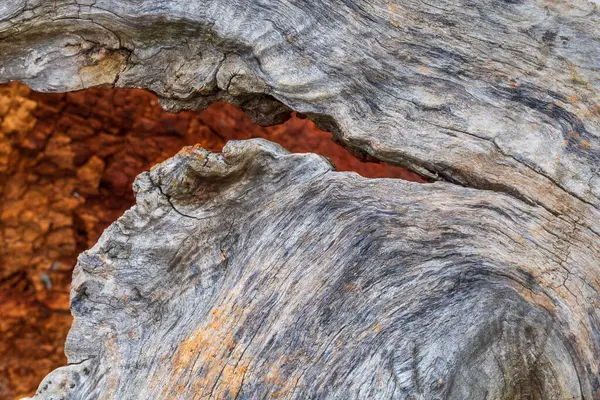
left=26, top=140, right=600, bottom=399
left=1, top=0, right=599, bottom=398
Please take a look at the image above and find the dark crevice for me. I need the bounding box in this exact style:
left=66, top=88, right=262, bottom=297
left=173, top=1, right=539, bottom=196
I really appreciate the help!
left=151, top=175, right=203, bottom=221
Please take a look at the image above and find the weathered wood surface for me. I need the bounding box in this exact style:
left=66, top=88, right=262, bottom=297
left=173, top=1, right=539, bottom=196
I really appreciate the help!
left=2, top=0, right=600, bottom=398
left=28, top=140, right=600, bottom=398
left=2, top=0, right=600, bottom=218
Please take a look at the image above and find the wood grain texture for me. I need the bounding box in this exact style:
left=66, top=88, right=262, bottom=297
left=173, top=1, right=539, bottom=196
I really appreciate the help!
left=1, top=0, right=600, bottom=216
left=2, top=0, right=600, bottom=398
left=26, top=140, right=600, bottom=399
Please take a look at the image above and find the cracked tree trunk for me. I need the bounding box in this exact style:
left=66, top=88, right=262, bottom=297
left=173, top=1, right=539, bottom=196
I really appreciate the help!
left=1, top=0, right=600, bottom=399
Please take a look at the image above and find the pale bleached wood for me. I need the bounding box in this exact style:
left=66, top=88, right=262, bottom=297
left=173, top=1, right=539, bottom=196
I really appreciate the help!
left=2, top=0, right=599, bottom=398
left=29, top=140, right=600, bottom=399
left=1, top=0, right=600, bottom=218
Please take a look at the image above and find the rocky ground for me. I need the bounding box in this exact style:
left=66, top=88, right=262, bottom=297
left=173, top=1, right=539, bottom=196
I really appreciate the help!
left=0, top=82, right=421, bottom=399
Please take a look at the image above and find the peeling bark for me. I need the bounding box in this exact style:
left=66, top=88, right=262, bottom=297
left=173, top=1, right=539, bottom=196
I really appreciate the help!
left=1, top=0, right=599, bottom=399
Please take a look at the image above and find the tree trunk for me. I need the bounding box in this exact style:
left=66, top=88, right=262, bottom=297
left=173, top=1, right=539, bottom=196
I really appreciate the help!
left=2, top=0, right=599, bottom=398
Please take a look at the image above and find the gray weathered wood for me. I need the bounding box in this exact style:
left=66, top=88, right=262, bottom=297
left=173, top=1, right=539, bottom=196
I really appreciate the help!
left=2, top=0, right=600, bottom=219
left=2, top=0, right=600, bottom=398
left=28, top=140, right=600, bottom=399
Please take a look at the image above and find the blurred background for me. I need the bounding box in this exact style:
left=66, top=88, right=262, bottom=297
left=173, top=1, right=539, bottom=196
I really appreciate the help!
left=0, top=82, right=423, bottom=399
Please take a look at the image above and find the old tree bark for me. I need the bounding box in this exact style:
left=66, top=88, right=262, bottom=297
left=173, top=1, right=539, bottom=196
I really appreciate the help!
left=2, top=0, right=600, bottom=398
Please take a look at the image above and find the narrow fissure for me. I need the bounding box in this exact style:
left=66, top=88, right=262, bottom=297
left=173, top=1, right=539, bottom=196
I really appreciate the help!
left=0, top=82, right=425, bottom=399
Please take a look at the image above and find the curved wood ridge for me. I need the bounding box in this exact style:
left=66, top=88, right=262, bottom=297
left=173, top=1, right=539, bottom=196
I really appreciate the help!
left=1, top=0, right=600, bottom=216
left=27, top=139, right=600, bottom=399
left=1, top=0, right=599, bottom=398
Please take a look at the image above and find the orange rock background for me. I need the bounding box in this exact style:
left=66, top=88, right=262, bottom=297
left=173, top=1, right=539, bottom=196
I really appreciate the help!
left=0, top=82, right=422, bottom=399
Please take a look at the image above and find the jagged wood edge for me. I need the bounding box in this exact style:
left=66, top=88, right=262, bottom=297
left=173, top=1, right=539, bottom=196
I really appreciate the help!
left=26, top=139, right=600, bottom=399
left=1, top=0, right=600, bottom=223
left=1, top=1, right=600, bottom=398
